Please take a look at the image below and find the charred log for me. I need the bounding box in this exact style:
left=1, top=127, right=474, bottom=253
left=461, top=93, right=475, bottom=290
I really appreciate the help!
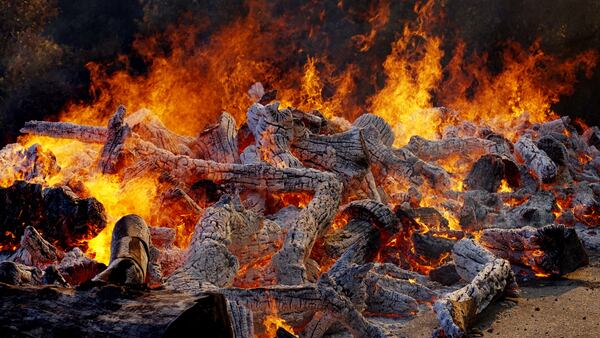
left=93, top=215, right=150, bottom=285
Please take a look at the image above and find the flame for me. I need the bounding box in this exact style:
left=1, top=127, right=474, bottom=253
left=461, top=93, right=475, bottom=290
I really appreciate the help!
left=370, top=0, right=444, bottom=145
left=4, top=0, right=598, bottom=279
left=18, top=135, right=158, bottom=264
left=351, top=0, right=391, bottom=52
left=498, top=179, right=512, bottom=193
left=261, top=301, right=297, bottom=338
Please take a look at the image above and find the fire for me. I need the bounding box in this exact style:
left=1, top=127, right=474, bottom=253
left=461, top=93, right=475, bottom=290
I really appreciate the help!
left=3, top=0, right=598, bottom=280
left=82, top=174, right=158, bottom=264
left=262, top=314, right=297, bottom=338
left=370, top=1, right=444, bottom=146
left=498, top=179, right=512, bottom=193
left=17, top=135, right=158, bottom=264
left=261, top=301, right=297, bottom=338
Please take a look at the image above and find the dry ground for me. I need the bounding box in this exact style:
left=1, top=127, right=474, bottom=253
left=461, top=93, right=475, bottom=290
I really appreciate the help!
left=395, top=255, right=600, bottom=337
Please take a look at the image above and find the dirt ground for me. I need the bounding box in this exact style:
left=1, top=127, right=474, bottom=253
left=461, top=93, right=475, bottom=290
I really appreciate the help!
left=473, top=255, right=600, bottom=338
left=396, top=255, right=600, bottom=337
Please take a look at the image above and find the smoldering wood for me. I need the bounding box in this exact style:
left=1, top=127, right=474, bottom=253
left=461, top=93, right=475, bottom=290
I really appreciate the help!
left=404, top=136, right=495, bottom=162
left=411, top=232, right=456, bottom=260
left=221, top=274, right=389, bottom=337
left=434, top=239, right=516, bottom=337
left=480, top=224, right=588, bottom=275
left=57, top=247, right=106, bottom=286
left=166, top=196, right=257, bottom=289
left=0, top=284, right=236, bottom=338
left=0, top=181, right=107, bottom=250
left=20, top=120, right=108, bottom=143
left=429, top=263, right=461, bottom=286
left=246, top=102, right=302, bottom=168
left=126, top=108, right=194, bottom=156
left=93, top=215, right=150, bottom=285
left=500, top=191, right=557, bottom=229
left=0, top=261, right=42, bottom=285
left=536, top=135, right=568, bottom=166
left=352, top=113, right=395, bottom=147
left=189, top=112, right=239, bottom=163
left=0, top=143, right=61, bottom=186
left=149, top=226, right=177, bottom=249
left=463, top=154, right=506, bottom=192
left=514, top=135, right=558, bottom=182
left=6, top=226, right=62, bottom=268
left=406, top=207, right=449, bottom=229
left=99, top=105, right=132, bottom=174
left=533, top=116, right=571, bottom=136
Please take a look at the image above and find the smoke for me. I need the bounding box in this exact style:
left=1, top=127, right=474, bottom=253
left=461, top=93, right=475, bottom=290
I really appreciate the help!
left=1, top=0, right=600, bottom=145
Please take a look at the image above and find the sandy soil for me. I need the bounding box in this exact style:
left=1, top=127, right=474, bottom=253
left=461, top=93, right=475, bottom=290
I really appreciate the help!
left=395, top=255, right=600, bottom=337
left=473, top=255, right=600, bottom=338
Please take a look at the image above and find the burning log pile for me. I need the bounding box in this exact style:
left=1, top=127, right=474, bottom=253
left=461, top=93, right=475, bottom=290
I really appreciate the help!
left=0, top=96, right=599, bottom=337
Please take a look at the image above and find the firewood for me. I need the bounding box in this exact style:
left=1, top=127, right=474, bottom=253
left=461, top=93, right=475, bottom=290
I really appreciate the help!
left=189, top=112, right=239, bottom=163
left=57, top=247, right=106, bottom=285
left=247, top=102, right=302, bottom=168
left=126, top=108, right=194, bottom=156
left=514, top=135, right=558, bottom=182
left=434, top=239, right=516, bottom=337
left=221, top=274, right=389, bottom=337
left=42, top=265, right=69, bottom=287
left=7, top=226, right=62, bottom=268
left=412, top=232, right=456, bottom=260
left=20, top=120, right=108, bottom=143
left=536, top=135, right=568, bottom=166
left=0, top=143, right=60, bottom=187
left=352, top=113, right=395, bottom=147
left=404, top=136, right=495, bottom=162
left=0, top=261, right=42, bottom=285
left=93, top=215, right=151, bottom=285
left=500, top=191, right=557, bottom=229
left=325, top=200, right=398, bottom=259
left=533, top=116, right=571, bottom=136
left=149, top=226, right=177, bottom=249
left=480, top=224, right=588, bottom=275
left=225, top=298, right=254, bottom=338
left=463, top=154, right=506, bottom=192
left=99, top=105, right=132, bottom=174
left=166, top=196, right=266, bottom=289
left=0, top=181, right=107, bottom=250
left=0, top=284, right=235, bottom=338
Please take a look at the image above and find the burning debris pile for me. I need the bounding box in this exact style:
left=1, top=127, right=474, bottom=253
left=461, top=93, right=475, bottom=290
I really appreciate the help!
left=0, top=92, right=599, bottom=337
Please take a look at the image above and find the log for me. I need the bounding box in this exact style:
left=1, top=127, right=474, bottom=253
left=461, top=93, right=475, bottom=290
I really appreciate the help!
left=434, top=239, right=516, bottom=337
left=352, top=114, right=395, bottom=147
left=246, top=102, right=302, bottom=168
left=98, top=105, right=132, bottom=174
left=480, top=224, right=589, bottom=276
left=6, top=226, right=62, bottom=268
left=57, top=247, right=106, bottom=286
left=189, top=112, right=239, bottom=163
left=404, top=136, right=495, bottom=162
left=0, top=181, right=107, bottom=250
left=411, top=232, right=456, bottom=260
left=0, top=261, right=42, bottom=285
left=166, top=196, right=252, bottom=289
left=0, top=143, right=60, bottom=187
left=20, top=121, right=107, bottom=143
left=463, top=154, right=505, bottom=192
left=93, top=215, right=150, bottom=285
left=0, top=284, right=235, bottom=338
left=126, top=108, right=194, bottom=156
left=537, top=135, right=568, bottom=166
left=514, top=135, right=558, bottom=182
